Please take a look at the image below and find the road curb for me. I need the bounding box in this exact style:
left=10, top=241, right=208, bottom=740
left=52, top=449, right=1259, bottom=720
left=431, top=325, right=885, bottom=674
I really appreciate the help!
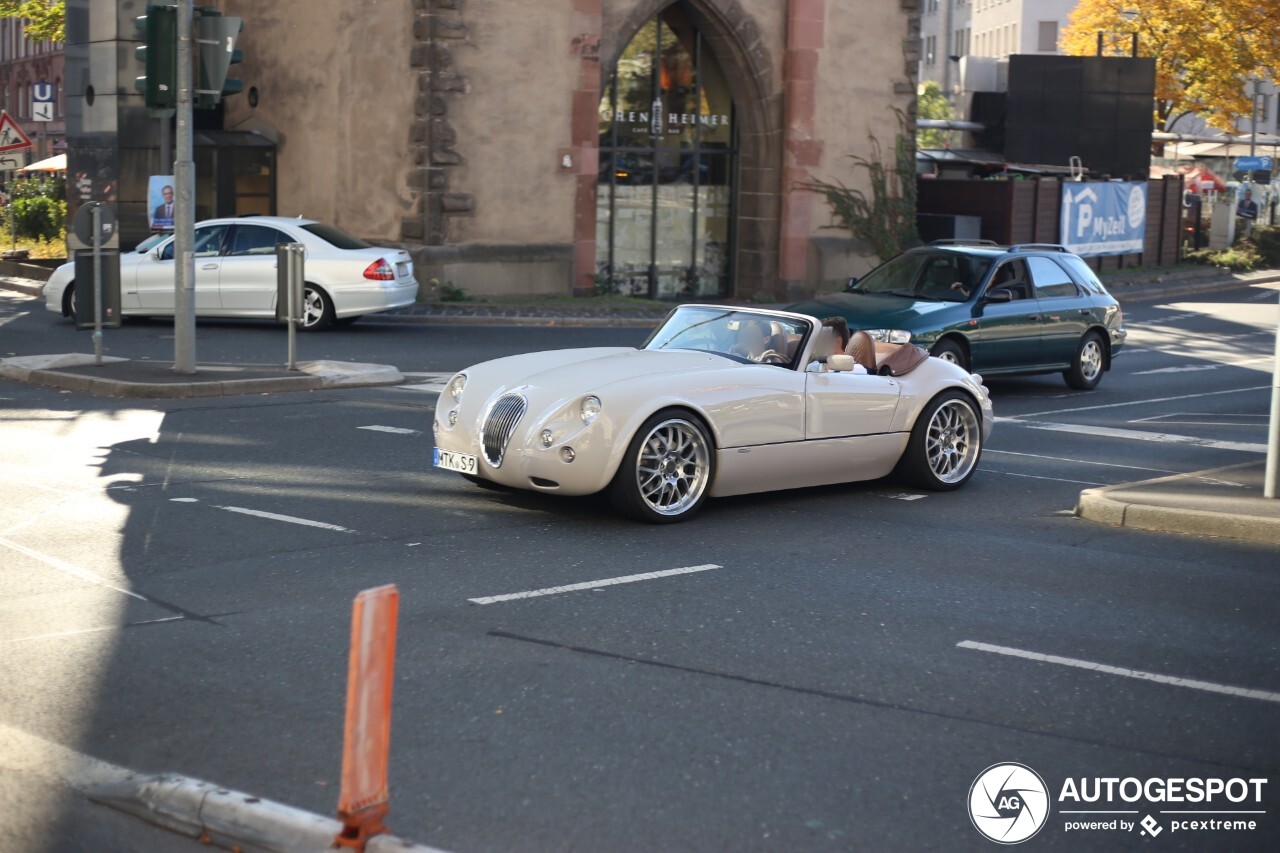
left=88, top=773, right=448, bottom=853
left=1075, top=463, right=1280, bottom=546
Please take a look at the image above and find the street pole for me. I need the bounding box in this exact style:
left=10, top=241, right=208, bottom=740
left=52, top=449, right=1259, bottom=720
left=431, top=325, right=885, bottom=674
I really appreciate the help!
left=173, top=0, right=196, bottom=375
left=1267, top=290, right=1280, bottom=499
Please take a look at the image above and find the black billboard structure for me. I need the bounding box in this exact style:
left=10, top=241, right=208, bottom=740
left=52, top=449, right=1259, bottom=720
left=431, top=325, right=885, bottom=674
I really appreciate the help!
left=1003, top=55, right=1156, bottom=180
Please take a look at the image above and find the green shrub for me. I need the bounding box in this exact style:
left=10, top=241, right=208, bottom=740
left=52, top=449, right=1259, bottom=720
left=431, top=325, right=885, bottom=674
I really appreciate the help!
left=10, top=196, right=64, bottom=241
left=1245, top=225, right=1280, bottom=266
left=1182, top=244, right=1261, bottom=272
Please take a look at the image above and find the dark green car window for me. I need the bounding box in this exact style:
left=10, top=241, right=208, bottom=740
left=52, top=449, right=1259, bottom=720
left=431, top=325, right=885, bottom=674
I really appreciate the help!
left=857, top=250, right=992, bottom=302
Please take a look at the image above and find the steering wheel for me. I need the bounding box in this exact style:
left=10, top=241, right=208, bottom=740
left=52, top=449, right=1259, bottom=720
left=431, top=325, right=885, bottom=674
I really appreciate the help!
left=950, top=281, right=971, bottom=298
left=757, top=349, right=787, bottom=365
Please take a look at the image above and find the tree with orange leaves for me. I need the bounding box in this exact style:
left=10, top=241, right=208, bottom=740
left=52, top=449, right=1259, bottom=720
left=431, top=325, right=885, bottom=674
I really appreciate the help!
left=1060, top=0, right=1280, bottom=133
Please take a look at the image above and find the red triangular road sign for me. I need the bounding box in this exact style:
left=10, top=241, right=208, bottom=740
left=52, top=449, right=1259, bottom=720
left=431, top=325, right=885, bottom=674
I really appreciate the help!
left=0, top=111, right=33, bottom=153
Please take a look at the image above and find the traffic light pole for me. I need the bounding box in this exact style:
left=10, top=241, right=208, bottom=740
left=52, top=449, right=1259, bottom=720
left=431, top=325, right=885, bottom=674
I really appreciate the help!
left=173, top=0, right=196, bottom=375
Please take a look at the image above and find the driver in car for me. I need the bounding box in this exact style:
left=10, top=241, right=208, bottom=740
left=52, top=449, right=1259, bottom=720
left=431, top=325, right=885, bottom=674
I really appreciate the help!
left=730, top=317, right=773, bottom=361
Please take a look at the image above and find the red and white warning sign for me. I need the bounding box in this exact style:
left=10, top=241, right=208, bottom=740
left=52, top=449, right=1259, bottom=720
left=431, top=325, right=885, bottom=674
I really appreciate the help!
left=0, top=111, right=33, bottom=153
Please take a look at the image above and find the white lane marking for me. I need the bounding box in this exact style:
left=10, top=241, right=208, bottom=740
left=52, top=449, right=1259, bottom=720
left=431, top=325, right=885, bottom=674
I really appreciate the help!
left=984, top=449, right=1178, bottom=474
left=886, top=493, right=927, bottom=501
left=1132, top=364, right=1219, bottom=375
left=1005, top=419, right=1267, bottom=454
left=1130, top=413, right=1268, bottom=428
left=958, top=640, right=1280, bottom=705
left=469, top=563, right=723, bottom=605
left=396, top=371, right=452, bottom=393
left=170, top=497, right=354, bottom=532
left=980, top=469, right=1107, bottom=486
left=1133, top=356, right=1272, bottom=376
left=0, top=536, right=148, bottom=602
left=1011, top=385, right=1270, bottom=419
left=7, top=616, right=185, bottom=644
left=358, top=425, right=422, bottom=435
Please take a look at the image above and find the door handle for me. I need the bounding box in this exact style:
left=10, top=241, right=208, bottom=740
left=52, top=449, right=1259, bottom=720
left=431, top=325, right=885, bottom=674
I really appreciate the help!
left=1079, top=309, right=1091, bottom=316
left=1027, top=315, right=1040, bottom=321
left=201, top=263, right=219, bottom=270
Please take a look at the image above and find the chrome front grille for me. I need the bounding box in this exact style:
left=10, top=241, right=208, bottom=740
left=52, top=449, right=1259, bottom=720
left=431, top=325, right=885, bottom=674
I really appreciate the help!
left=481, top=393, right=527, bottom=467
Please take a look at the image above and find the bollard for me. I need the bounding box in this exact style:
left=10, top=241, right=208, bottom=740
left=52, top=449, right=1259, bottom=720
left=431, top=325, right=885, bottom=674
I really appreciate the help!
left=276, top=242, right=305, bottom=370
left=335, top=584, right=399, bottom=850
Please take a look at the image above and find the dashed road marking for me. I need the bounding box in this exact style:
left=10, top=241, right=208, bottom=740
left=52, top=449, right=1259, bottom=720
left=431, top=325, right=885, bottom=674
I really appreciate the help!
left=170, top=498, right=354, bottom=533
left=469, top=564, right=722, bottom=605
left=358, top=425, right=421, bottom=435
left=1001, top=419, right=1267, bottom=454
left=958, top=640, right=1280, bottom=704
left=1009, top=385, right=1270, bottom=419
left=397, top=372, right=452, bottom=393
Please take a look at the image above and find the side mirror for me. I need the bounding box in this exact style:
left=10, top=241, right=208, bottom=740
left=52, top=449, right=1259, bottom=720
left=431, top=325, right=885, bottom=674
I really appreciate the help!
left=844, top=276, right=859, bottom=292
left=984, top=287, right=1013, bottom=303
left=826, top=354, right=856, bottom=372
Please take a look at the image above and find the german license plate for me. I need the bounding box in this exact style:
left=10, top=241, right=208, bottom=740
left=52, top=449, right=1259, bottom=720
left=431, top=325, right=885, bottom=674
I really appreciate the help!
left=433, top=447, right=477, bottom=475
left=396, top=261, right=410, bottom=278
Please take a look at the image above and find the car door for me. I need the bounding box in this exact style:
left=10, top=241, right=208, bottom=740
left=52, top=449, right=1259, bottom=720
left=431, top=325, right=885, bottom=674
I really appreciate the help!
left=134, top=224, right=229, bottom=312
left=1026, top=255, right=1090, bottom=367
left=218, top=224, right=289, bottom=314
left=805, top=371, right=902, bottom=439
left=971, top=259, right=1041, bottom=371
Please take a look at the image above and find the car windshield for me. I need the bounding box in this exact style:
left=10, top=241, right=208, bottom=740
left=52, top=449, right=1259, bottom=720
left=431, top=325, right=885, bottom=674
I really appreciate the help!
left=643, top=306, right=811, bottom=368
left=852, top=250, right=994, bottom=301
left=299, top=222, right=373, bottom=250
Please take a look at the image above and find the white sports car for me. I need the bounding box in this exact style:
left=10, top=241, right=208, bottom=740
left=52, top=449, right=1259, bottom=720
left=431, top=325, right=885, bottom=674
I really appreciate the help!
left=432, top=305, right=994, bottom=523
left=43, top=216, right=418, bottom=330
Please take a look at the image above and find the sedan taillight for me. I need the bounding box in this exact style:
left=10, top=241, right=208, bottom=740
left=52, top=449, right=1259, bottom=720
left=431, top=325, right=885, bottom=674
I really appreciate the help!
left=363, top=259, right=395, bottom=281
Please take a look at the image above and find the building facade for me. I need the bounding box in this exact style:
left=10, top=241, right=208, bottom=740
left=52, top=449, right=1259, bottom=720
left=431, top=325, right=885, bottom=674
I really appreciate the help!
left=0, top=17, right=65, bottom=166
left=210, top=0, right=920, bottom=300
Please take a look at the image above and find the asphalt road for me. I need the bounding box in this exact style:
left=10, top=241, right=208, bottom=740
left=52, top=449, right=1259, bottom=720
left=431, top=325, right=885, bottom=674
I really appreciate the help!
left=1, top=284, right=1278, bottom=852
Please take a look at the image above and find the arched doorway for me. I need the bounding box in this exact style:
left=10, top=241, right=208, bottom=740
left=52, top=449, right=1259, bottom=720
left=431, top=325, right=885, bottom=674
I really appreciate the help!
left=596, top=4, right=736, bottom=299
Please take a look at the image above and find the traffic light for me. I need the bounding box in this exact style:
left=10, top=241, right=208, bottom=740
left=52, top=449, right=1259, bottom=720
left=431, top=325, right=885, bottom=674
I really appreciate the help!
left=195, top=11, right=244, bottom=110
left=134, top=4, right=177, bottom=115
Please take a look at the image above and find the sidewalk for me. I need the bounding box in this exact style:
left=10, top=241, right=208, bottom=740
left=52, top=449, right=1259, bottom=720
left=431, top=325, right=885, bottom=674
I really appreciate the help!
left=1076, top=461, right=1280, bottom=546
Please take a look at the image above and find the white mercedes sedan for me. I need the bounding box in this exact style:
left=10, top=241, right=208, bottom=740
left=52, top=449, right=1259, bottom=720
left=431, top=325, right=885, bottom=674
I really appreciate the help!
left=433, top=305, right=994, bottom=523
left=44, top=216, right=418, bottom=330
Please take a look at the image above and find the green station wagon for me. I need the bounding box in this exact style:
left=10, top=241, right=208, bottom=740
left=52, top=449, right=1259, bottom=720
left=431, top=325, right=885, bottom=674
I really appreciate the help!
left=788, top=241, right=1128, bottom=390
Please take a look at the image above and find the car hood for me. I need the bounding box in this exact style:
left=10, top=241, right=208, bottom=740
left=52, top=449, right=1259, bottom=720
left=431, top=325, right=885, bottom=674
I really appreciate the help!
left=466, top=347, right=739, bottom=395
left=788, top=292, right=959, bottom=328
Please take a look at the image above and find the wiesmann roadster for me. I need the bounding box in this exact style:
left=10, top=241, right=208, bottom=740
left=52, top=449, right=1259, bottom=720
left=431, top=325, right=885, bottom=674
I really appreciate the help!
left=432, top=305, right=993, bottom=523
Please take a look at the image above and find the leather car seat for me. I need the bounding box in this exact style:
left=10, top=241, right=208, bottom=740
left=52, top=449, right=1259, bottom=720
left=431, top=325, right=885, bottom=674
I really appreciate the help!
left=846, top=330, right=878, bottom=373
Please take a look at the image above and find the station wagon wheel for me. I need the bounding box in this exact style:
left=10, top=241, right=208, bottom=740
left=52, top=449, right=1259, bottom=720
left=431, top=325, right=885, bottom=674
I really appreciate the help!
left=609, top=409, right=714, bottom=523
left=300, top=284, right=335, bottom=331
left=930, top=338, right=969, bottom=371
left=1063, top=331, right=1105, bottom=390
left=895, top=390, right=982, bottom=491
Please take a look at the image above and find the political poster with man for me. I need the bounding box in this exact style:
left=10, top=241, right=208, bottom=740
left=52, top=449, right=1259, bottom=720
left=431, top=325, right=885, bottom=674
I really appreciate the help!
left=148, top=175, right=175, bottom=231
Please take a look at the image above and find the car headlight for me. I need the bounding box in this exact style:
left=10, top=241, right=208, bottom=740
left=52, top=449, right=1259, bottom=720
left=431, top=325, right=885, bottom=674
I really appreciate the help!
left=580, top=395, right=602, bottom=425
left=865, top=329, right=912, bottom=344
left=446, top=373, right=467, bottom=403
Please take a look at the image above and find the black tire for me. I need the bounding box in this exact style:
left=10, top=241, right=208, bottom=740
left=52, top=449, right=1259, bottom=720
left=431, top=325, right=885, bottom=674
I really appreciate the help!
left=63, top=282, right=76, bottom=318
left=1063, top=331, right=1105, bottom=390
left=300, top=284, right=335, bottom=331
left=894, top=390, right=983, bottom=491
left=608, top=409, right=715, bottom=523
left=930, top=337, right=969, bottom=372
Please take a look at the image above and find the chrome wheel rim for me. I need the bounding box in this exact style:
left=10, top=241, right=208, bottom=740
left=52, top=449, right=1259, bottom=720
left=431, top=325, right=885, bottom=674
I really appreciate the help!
left=926, top=399, right=980, bottom=484
left=302, top=288, right=324, bottom=328
left=1079, top=338, right=1103, bottom=381
left=635, top=419, right=710, bottom=517
left=937, top=350, right=960, bottom=365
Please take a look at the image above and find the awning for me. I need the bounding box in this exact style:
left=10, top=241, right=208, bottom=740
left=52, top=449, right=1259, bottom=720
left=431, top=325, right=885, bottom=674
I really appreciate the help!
left=16, top=153, right=66, bottom=173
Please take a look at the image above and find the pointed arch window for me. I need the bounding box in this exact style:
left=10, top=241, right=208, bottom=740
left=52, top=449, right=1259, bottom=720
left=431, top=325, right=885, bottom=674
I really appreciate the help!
left=596, top=3, right=736, bottom=299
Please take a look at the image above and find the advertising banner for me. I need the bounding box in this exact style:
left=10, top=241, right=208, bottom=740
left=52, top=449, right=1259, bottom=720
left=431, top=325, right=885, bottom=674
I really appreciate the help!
left=1059, top=182, right=1147, bottom=256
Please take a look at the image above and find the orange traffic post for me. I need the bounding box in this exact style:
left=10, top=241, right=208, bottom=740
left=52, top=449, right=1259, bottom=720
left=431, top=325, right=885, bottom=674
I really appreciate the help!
left=335, top=584, right=400, bottom=850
